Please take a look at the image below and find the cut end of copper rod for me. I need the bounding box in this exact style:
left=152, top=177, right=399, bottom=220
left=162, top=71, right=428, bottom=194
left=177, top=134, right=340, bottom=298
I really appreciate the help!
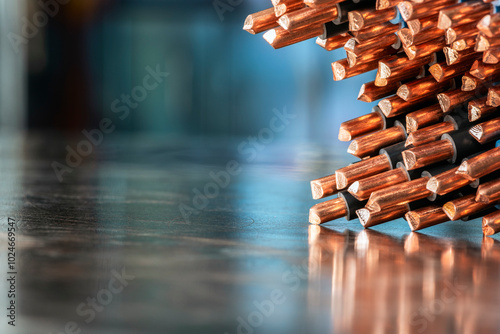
left=310, top=175, right=338, bottom=200
left=357, top=205, right=409, bottom=228
left=483, top=210, right=500, bottom=236
left=402, top=140, right=454, bottom=170
left=487, top=87, right=500, bottom=107
left=405, top=205, right=449, bottom=231
left=309, top=197, right=347, bottom=224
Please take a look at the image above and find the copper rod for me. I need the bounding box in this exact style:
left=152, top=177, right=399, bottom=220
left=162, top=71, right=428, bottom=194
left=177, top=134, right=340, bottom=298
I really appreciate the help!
left=468, top=97, right=497, bottom=122
left=397, top=76, right=453, bottom=102
left=279, top=5, right=338, bottom=31
left=376, top=0, right=402, bottom=10
left=405, top=121, right=456, bottom=147
left=456, top=146, right=500, bottom=180
left=461, top=73, right=485, bottom=92
left=406, top=205, right=449, bottom=231
left=358, top=80, right=400, bottom=103
left=429, top=56, right=480, bottom=82
left=483, top=210, right=500, bottom=236
left=243, top=8, right=279, bottom=35
left=437, top=88, right=478, bottom=113
left=303, top=0, right=344, bottom=8
left=475, top=32, right=500, bottom=52
left=443, top=46, right=477, bottom=65
left=469, top=59, right=500, bottom=80
left=446, top=22, right=481, bottom=45
left=437, top=1, right=491, bottom=30
left=347, top=125, right=407, bottom=158
left=407, top=15, right=438, bottom=35
left=316, top=33, right=351, bottom=51
left=350, top=22, right=400, bottom=42
left=398, top=27, right=443, bottom=48
left=402, top=140, right=455, bottom=170
left=332, top=58, right=379, bottom=81
left=263, top=25, right=325, bottom=49
left=476, top=13, right=500, bottom=38
left=469, top=117, right=500, bottom=144
left=335, top=154, right=393, bottom=189
left=404, top=36, right=446, bottom=61
left=405, top=105, right=444, bottom=133
left=348, top=7, right=397, bottom=31
left=487, top=85, right=500, bottom=107
left=311, top=174, right=339, bottom=200
left=398, top=0, right=459, bottom=22
left=366, top=177, right=431, bottom=211
left=274, top=2, right=305, bottom=17
left=379, top=94, right=436, bottom=117
left=426, top=166, right=474, bottom=195
left=344, top=35, right=399, bottom=55
left=443, top=193, right=493, bottom=221
left=338, top=111, right=385, bottom=141
left=476, top=178, right=500, bottom=204
left=378, top=53, right=433, bottom=79
left=483, top=47, right=500, bottom=64
left=309, top=197, right=347, bottom=224
left=357, top=205, right=409, bottom=228
left=348, top=167, right=409, bottom=201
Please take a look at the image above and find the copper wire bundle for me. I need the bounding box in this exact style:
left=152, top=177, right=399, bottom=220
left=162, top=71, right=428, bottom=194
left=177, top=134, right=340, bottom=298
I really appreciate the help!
left=244, top=0, right=500, bottom=235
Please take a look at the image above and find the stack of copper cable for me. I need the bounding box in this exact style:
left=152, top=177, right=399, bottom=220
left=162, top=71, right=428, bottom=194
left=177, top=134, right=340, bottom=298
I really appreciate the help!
left=244, top=0, right=500, bottom=234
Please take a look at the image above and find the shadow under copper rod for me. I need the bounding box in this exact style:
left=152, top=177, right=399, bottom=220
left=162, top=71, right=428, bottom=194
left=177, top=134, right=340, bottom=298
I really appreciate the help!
left=457, top=147, right=500, bottom=180
left=405, top=205, right=449, bottom=231
left=243, top=8, right=279, bottom=35
left=483, top=210, right=500, bottom=236
left=357, top=205, right=409, bottom=228
left=443, top=194, right=495, bottom=221
left=476, top=178, right=500, bottom=204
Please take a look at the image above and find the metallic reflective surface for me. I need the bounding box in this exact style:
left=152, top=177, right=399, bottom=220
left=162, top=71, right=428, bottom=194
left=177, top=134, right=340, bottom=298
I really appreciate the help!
left=0, top=134, right=498, bottom=334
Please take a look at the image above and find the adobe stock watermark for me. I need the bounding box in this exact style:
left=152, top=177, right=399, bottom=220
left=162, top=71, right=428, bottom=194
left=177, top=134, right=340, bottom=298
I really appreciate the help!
left=48, top=267, right=135, bottom=334
left=410, top=277, right=467, bottom=333
left=51, top=64, right=169, bottom=182
left=178, top=106, right=296, bottom=224
left=213, top=0, right=243, bottom=21
left=8, top=0, right=71, bottom=54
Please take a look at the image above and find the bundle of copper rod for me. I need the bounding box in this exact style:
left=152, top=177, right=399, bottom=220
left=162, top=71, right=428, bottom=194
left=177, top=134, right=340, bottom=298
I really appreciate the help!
left=244, top=0, right=500, bottom=235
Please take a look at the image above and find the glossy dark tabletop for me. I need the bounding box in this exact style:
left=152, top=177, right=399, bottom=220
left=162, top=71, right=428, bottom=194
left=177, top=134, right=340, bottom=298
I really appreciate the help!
left=0, top=133, right=499, bottom=334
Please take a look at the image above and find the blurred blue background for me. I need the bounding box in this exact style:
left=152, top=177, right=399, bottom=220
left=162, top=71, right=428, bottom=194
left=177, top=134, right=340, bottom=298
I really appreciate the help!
left=0, top=0, right=376, bottom=143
